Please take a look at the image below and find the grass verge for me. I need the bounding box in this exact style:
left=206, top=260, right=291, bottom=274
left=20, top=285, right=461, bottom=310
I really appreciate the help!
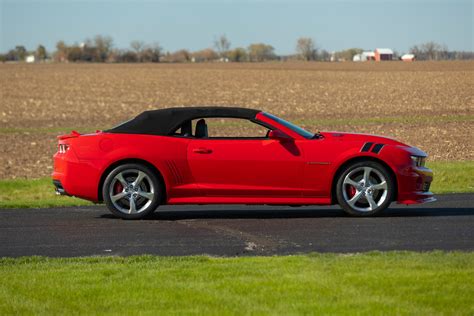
left=427, top=161, right=474, bottom=193
left=0, top=178, right=91, bottom=208
left=0, top=161, right=472, bottom=209
left=0, top=252, right=472, bottom=315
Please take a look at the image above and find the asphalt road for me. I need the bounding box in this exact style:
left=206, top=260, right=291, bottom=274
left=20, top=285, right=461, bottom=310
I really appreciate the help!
left=1, top=194, right=473, bottom=257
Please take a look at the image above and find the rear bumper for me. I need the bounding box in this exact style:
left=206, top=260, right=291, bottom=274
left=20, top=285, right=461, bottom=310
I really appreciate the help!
left=52, top=152, right=101, bottom=202
left=52, top=179, right=69, bottom=196
left=397, top=165, right=435, bottom=205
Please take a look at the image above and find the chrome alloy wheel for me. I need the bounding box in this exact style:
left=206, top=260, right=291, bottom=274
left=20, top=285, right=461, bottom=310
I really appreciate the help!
left=342, top=166, right=388, bottom=212
left=108, top=169, right=155, bottom=215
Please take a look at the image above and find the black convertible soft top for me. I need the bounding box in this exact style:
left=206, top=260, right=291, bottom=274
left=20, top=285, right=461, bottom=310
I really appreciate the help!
left=106, top=106, right=260, bottom=136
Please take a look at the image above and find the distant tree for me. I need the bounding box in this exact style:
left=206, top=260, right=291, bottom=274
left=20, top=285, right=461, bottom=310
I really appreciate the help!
left=106, top=48, right=121, bottom=63
left=2, top=46, right=27, bottom=61
left=94, top=35, right=113, bottom=62
left=296, top=37, right=317, bottom=61
left=410, top=41, right=448, bottom=60
left=5, top=49, right=17, bottom=61
left=14, top=46, right=27, bottom=61
left=141, top=43, right=163, bottom=62
left=228, top=47, right=248, bottom=62
left=319, top=49, right=331, bottom=61
left=67, top=45, right=83, bottom=62
left=54, top=41, right=68, bottom=62
left=334, top=48, right=363, bottom=61
left=35, top=45, right=47, bottom=61
left=214, top=34, right=231, bottom=58
left=168, top=49, right=191, bottom=62
left=247, top=43, right=276, bottom=62
left=82, top=44, right=99, bottom=62
left=422, top=41, right=441, bottom=60
left=130, top=40, right=145, bottom=61
left=192, top=48, right=218, bottom=62
left=118, top=50, right=139, bottom=62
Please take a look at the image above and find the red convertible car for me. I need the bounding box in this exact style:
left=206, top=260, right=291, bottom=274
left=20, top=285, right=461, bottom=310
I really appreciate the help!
left=52, top=107, right=434, bottom=219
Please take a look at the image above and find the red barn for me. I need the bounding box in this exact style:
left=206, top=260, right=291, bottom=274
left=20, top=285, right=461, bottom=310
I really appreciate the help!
left=375, top=48, right=393, bottom=61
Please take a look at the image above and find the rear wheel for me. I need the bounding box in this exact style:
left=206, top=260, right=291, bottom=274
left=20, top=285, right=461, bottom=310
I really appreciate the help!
left=103, top=163, right=161, bottom=219
left=336, top=161, right=394, bottom=216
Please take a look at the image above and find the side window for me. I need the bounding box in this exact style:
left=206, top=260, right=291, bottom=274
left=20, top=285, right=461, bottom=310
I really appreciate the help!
left=173, top=120, right=193, bottom=137
left=205, top=118, right=268, bottom=138
left=202, top=118, right=269, bottom=138
left=174, top=118, right=270, bottom=138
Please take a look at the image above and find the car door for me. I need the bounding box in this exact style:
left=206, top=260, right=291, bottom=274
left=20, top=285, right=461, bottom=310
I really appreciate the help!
left=186, top=118, right=306, bottom=197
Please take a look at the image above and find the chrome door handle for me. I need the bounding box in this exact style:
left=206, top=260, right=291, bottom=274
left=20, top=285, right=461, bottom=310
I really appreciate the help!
left=193, top=148, right=212, bottom=154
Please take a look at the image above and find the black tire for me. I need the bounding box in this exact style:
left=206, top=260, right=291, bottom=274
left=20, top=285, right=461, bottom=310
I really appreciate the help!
left=102, top=163, right=162, bottom=219
left=336, top=161, right=394, bottom=217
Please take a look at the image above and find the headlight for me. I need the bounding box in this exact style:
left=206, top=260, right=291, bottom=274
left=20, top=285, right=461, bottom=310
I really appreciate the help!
left=410, top=155, right=426, bottom=167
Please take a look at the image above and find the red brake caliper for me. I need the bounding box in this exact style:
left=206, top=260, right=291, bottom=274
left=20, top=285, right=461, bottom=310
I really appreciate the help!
left=114, top=182, right=123, bottom=195
left=347, top=185, right=356, bottom=198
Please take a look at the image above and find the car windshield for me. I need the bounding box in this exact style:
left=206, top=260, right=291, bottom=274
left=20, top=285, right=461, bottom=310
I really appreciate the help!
left=262, top=112, right=314, bottom=139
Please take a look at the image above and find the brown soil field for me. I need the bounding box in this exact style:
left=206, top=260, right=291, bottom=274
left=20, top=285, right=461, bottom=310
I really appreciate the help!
left=0, top=61, right=473, bottom=179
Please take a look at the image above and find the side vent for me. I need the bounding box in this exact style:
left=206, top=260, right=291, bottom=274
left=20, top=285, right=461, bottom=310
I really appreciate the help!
left=371, top=144, right=385, bottom=154
left=361, top=142, right=374, bottom=152
left=165, top=160, right=183, bottom=185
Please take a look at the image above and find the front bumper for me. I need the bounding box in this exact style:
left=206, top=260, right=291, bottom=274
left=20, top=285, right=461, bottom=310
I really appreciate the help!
left=397, top=165, right=435, bottom=205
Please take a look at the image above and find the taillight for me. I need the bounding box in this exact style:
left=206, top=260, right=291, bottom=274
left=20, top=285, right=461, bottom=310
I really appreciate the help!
left=58, top=144, right=69, bottom=153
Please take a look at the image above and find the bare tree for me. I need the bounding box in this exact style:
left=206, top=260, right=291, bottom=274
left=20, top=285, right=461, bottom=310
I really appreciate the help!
left=142, top=42, right=163, bottom=62
left=248, top=43, right=276, bottom=62
left=166, top=49, right=191, bottom=63
left=192, top=48, right=218, bottom=62
left=410, top=41, right=448, bottom=60
left=296, top=37, right=317, bottom=61
left=94, top=35, right=113, bottom=62
left=422, top=41, right=441, bottom=60
left=319, top=49, right=331, bottom=61
left=214, top=34, right=231, bottom=58
left=130, top=40, right=145, bottom=61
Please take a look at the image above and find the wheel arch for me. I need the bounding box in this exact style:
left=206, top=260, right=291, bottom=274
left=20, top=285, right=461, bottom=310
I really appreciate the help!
left=330, top=156, right=398, bottom=204
left=97, top=158, right=167, bottom=204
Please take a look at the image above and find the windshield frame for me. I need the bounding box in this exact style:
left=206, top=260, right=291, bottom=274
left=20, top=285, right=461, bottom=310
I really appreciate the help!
left=261, top=112, right=314, bottom=139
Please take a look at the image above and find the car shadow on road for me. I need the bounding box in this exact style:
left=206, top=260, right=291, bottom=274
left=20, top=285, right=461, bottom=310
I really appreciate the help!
left=99, top=207, right=474, bottom=221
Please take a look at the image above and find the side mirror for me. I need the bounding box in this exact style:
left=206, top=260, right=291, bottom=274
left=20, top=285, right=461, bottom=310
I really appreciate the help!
left=268, top=129, right=293, bottom=142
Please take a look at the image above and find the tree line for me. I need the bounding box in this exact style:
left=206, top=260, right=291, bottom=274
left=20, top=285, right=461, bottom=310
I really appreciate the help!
left=1, top=35, right=472, bottom=63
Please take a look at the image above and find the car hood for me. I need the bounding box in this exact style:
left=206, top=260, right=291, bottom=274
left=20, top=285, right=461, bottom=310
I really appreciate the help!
left=319, top=131, right=407, bottom=146
left=319, top=131, right=428, bottom=156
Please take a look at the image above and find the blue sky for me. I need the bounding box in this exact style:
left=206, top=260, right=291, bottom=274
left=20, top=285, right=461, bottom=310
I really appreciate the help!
left=1, top=0, right=472, bottom=54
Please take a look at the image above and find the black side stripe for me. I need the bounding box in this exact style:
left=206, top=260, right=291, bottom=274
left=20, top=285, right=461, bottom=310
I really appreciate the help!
left=372, top=144, right=385, bottom=154
left=361, top=142, right=373, bottom=152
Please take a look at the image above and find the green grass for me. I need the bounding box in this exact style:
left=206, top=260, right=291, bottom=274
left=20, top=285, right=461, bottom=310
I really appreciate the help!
left=0, top=161, right=472, bottom=209
left=0, top=178, right=91, bottom=208
left=0, top=252, right=472, bottom=315
left=427, top=161, right=474, bottom=193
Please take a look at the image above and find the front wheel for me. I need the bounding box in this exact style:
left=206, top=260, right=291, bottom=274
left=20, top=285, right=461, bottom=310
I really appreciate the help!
left=103, top=163, right=161, bottom=219
left=336, top=161, right=394, bottom=216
